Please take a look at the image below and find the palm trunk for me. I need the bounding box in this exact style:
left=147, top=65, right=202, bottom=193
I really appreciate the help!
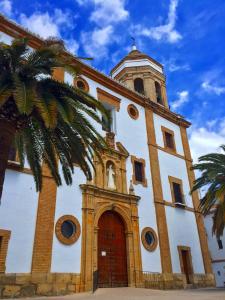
left=0, top=120, right=16, bottom=202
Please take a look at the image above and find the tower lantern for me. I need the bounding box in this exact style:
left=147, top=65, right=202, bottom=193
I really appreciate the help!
left=110, top=46, right=168, bottom=108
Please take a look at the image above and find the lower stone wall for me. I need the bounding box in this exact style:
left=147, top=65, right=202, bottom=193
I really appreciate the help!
left=192, top=273, right=215, bottom=288
left=0, top=272, right=215, bottom=298
left=0, top=273, right=83, bottom=298
left=143, top=273, right=184, bottom=289
left=143, top=272, right=215, bottom=289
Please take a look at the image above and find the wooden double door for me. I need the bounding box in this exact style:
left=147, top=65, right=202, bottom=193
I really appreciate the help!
left=97, top=211, right=128, bottom=288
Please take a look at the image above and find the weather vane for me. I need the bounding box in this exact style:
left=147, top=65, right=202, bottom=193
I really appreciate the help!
left=131, top=36, right=137, bottom=50
left=131, top=36, right=136, bottom=46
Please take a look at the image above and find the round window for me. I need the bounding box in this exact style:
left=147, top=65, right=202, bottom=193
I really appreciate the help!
left=141, top=227, right=158, bottom=251
left=55, top=215, right=80, bottom=245
left=61, top=220, right=76, bottom=239
left=127, top=104, right=139, bottom=120
left=74, top=77, right=89, bottom=92
left=77, top=80, right=85, bottom=90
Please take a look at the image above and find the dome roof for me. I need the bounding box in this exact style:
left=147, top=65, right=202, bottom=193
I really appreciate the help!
left=110, top=48, right=163, bottom=76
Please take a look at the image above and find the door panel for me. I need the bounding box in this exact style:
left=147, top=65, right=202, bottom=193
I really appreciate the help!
left=181, top=250, right=191, bottom=284
left=98, top=211, right=128, bottom=288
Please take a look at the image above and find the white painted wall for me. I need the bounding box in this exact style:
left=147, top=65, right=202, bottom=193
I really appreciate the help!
left=158, top=150, right=193, bottom=207
left=204, top=215, right=225, bottom=287
left=0, top=170, right=39, bottom=273
left=64, top=72, right=74, bottom=85
left=157, top=144, right=205, bottom=273
left=154, top=114, right=184, bottom=156
left=51, top=167, right=85, bottom=273
left=212, top=263, right=225, bottom=287
left=204, top=215, right=225, bottom=261
left=166, top=206, right=204, bottom=273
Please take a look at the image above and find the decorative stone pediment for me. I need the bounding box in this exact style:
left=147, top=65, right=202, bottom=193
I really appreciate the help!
left=92, top=139, right=130, bottom=194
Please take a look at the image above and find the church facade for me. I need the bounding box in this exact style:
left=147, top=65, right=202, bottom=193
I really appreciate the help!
left=0, top=15, right=215, bottom=298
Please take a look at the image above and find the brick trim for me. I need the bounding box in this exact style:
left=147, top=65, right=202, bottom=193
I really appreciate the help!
left=31, top=68, right=64, bottom=273
left=180, top=126, right=213, bottom=274
left=145, top=108, right=172, bottom=273
left=0, top=229, right=11, bottom=273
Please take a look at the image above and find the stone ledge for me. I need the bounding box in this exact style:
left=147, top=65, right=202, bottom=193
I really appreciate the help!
left=0, top=273, right=82, bottom=298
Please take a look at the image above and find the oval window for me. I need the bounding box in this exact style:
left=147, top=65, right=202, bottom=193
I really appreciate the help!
left=127, top=104, right=139, bottom=120
left=145, top=231, right=155, bottom=246
left=61, top=220, right=76, bottom=239
left=141, top=227, right=158, bottom=251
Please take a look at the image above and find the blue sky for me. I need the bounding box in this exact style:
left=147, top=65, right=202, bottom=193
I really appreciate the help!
left=0, top=0, right=225, bottom=160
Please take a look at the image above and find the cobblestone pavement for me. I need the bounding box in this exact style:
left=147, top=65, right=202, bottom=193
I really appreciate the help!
left=7, top=287, right=225, bottom=300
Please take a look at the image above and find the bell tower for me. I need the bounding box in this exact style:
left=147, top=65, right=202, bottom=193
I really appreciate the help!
left=110, top=44, right=169, bottom=108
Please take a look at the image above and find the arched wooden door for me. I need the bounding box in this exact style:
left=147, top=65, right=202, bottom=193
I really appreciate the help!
left=97, top=211, right=128, bottom=288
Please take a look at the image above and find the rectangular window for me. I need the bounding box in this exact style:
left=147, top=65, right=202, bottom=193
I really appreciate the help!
left=131, top=156, right=147, bottom=187
left=165, top=132, right=174, bottom=149
left=134, top=161, right=143, bottom=182
left=217, top=239, right=223, bottom=250
left=162, top=126, right=176, bottom=152
left=169, top=176, right=185, bottom=206
left=173, top=182, right=183, bottom=204
left=8, top=147, right=17, bottom=161
left=102, top=109, right=112, bottom=132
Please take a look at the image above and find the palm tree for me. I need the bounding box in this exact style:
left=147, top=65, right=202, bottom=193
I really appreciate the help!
left=0, top=38, right=109, bottom=201
left=191, top=145, right=225, bottom=238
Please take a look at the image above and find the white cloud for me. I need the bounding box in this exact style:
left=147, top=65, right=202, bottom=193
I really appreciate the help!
left=81, top=25, right=115, bottom=58
left=65, top=39, right=79, bottom=54
left=76, top=0, right=127, bottom=59
left=20, top=12, right=60, bottom=38
left=135, top=0, right=182, bottom=43
left=201, top=81, right=225, bottom=96
left=19, top=9, right=75, bottom=38
left=76, top=0, right=129, bottom=25
left=90, top=0, right=129, bottom=25
left=189, top=125, right=225, bottom=163
left=19, top=9, right=79, bottom=54
left=171, top=90, right=189, bottom=110
left=164, top=58, right=190, bottom=72
left=0, top=0, right=12, bottom=16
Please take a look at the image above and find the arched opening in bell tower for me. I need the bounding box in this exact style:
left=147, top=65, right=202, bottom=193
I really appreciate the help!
left=155, top=81, right=163, bottom=105
left=134, top=78, right=144, bottom=94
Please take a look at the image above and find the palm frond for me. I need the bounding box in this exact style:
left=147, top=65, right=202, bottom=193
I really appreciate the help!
left=190, top=145, right=225, bottom=237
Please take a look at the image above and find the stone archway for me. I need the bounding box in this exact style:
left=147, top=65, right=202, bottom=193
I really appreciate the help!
left=80, top=185, right=143, bottom=291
